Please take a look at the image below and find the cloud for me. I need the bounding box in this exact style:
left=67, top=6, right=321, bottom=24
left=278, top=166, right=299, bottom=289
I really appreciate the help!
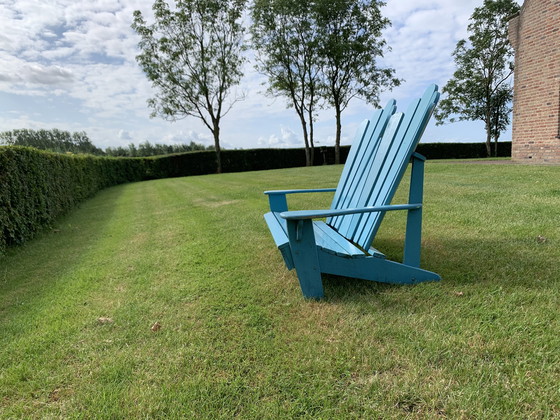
left=25, top=64, right=74, bottom=85
left=257, top=127, right=301, bottom=148
left=381, top=0, right=521, bottom=95
left=0, top=55, right=73, bottom=87
left=159, top=130, right=213, bottom=146
left=118, top=129, right=132, bottom=140
left=381, top=1, right=476, bottom=98
left=0, top=0, right=519, bottom=149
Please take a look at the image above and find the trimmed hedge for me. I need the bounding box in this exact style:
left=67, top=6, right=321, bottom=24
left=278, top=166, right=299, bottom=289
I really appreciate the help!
left=0, top=147, right=145, bottom=254
left=1, top=141, right=512, bottom=253
left=145, top=148, right=315, bottom=178
left=318, top=142, right=511, bottom=164
left=417, top=141, right=512, bottom=160
left=144, top=146, right=351, bottom=178
left=145, top=142, right=512, bottom=177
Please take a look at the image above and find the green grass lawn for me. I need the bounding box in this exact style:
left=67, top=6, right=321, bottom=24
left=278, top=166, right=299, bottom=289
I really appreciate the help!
left=1, top=162, right=559, bottom=419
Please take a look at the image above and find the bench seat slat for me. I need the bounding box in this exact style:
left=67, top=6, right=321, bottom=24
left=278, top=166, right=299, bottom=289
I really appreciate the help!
left=313, top=221, right=367, bottom=258
left=265, top=211, right=385, bottom=261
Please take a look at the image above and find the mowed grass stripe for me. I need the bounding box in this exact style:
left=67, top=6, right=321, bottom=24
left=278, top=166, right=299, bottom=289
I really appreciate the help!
left=1, top=163, right=559, bottom=418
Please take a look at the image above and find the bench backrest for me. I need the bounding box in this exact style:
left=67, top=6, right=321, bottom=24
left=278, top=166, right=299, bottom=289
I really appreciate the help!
left=327, top=84, right=440, bottom=251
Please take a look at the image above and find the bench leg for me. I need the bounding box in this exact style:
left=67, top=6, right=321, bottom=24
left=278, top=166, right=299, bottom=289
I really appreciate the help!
left=286, top=219, right=324, bottom=299
left=404, top=154, right=424, bottom=267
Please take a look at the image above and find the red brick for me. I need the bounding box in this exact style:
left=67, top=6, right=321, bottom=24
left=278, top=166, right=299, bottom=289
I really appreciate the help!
left=509, top=0, right=560, bottom=164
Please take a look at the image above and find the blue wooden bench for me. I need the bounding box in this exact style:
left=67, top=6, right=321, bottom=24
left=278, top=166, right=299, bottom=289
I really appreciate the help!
left=264, top=85, right=441, bottom=299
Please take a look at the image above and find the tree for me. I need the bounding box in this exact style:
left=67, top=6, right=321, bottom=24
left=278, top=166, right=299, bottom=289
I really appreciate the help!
left=315, top=0, right=399, bottom=164
left=132, top=0, right=247, bottom=173
left=435, top=0, right=520, bottom=157
left=251, top=0, right=322, bottom=166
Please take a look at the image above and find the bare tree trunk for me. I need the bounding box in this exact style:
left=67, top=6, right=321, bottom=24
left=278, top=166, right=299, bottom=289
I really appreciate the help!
left=213, top=121, right=222, bottom=173
left=484, top=118, right=492, bottom=157
left=298, top=113, right=312, bottom=166
left=485, top=133, right=492, bottom=157
left=335, top=104, right=342, bottom=164
left=308, top=108, right=315, bottom=166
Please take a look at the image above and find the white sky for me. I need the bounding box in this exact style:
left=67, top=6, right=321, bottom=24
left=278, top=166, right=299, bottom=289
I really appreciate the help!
left=0, top=0, right=520, bottom=150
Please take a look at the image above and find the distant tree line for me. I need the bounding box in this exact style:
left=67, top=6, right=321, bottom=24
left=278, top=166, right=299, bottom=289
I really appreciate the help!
left=0, top=129, right=213, bottom=157
left=0, top=129, right=104, bottom=155
left=105, top=141, right=214, bottom=157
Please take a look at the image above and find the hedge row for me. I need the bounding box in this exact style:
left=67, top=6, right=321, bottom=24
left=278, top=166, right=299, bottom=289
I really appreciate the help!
left=0, top=146, right=145, bottom=254
left=1, top=142, right=511, bottom=253
left=146, top=142, right=512, bottom=178
left=144, top=147, right=352, bottom=178
left=417, top=141, right=512, bottom=160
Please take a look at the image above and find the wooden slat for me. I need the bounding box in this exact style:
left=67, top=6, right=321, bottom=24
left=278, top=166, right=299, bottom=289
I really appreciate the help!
left=328, top=120, right=370, bottom=229
left=330, top=121, right=382, bottom=229
left=314, top=221, right=369, bottom=258
left=265, top=212, right=371, bottom=259
left=280, top=203, right=421, bottom=220
left=335, top=112, right=404, bottom=239
left=329, top=100, right=396, bottom=230
left=354, top=87, right=439, bottom=248
left=264, top=212, right=289, bottom=248
left=264, top=212, right=294, bottom=269
left=330, top=102, right=396, bottom=223
left=332, top=118, right=372, bottom=221
left=347, top=106, right=417, bottom=244
left=323, top=84, right=439, bottom=251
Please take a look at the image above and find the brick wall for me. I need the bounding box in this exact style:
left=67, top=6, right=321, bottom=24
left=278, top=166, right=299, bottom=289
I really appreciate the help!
left=508, top=0, right=560, bottom=164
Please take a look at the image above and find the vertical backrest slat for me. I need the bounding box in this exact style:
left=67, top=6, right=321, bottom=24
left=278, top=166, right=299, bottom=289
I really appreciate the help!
left=335, top=112, right=404, bottom=238
left=350, top=99, right=422, bottom=246
left=329, top=121, right=382, bottom=230
left=328, top=118, right=371, bottom=227
left=326, top=84, right=439, bottom=251
left=354, top=89, right=439, bottom=249
left=328, top=100, right=396, bottom=229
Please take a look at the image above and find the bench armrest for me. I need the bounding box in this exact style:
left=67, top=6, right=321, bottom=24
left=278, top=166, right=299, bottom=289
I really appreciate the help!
left=265, top=188, right=337, bottom=212
left=264, top=188, right=336, bottom=196
left=280, top=203, right=422, bottom=220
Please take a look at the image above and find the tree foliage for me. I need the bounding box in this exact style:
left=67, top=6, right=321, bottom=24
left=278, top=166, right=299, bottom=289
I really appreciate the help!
left=0, top=129, right=103, bottom=155
left=132, top=0, right=246, bottom=172
left=314, top=0, right=399, bottom=163
left=0, top=129, right=211, bottom=158
left=0, top=147, right=145, bottom=254
left=435, top=0, right=520, bottom=157
left=105, top=141, right=213, bottom=157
